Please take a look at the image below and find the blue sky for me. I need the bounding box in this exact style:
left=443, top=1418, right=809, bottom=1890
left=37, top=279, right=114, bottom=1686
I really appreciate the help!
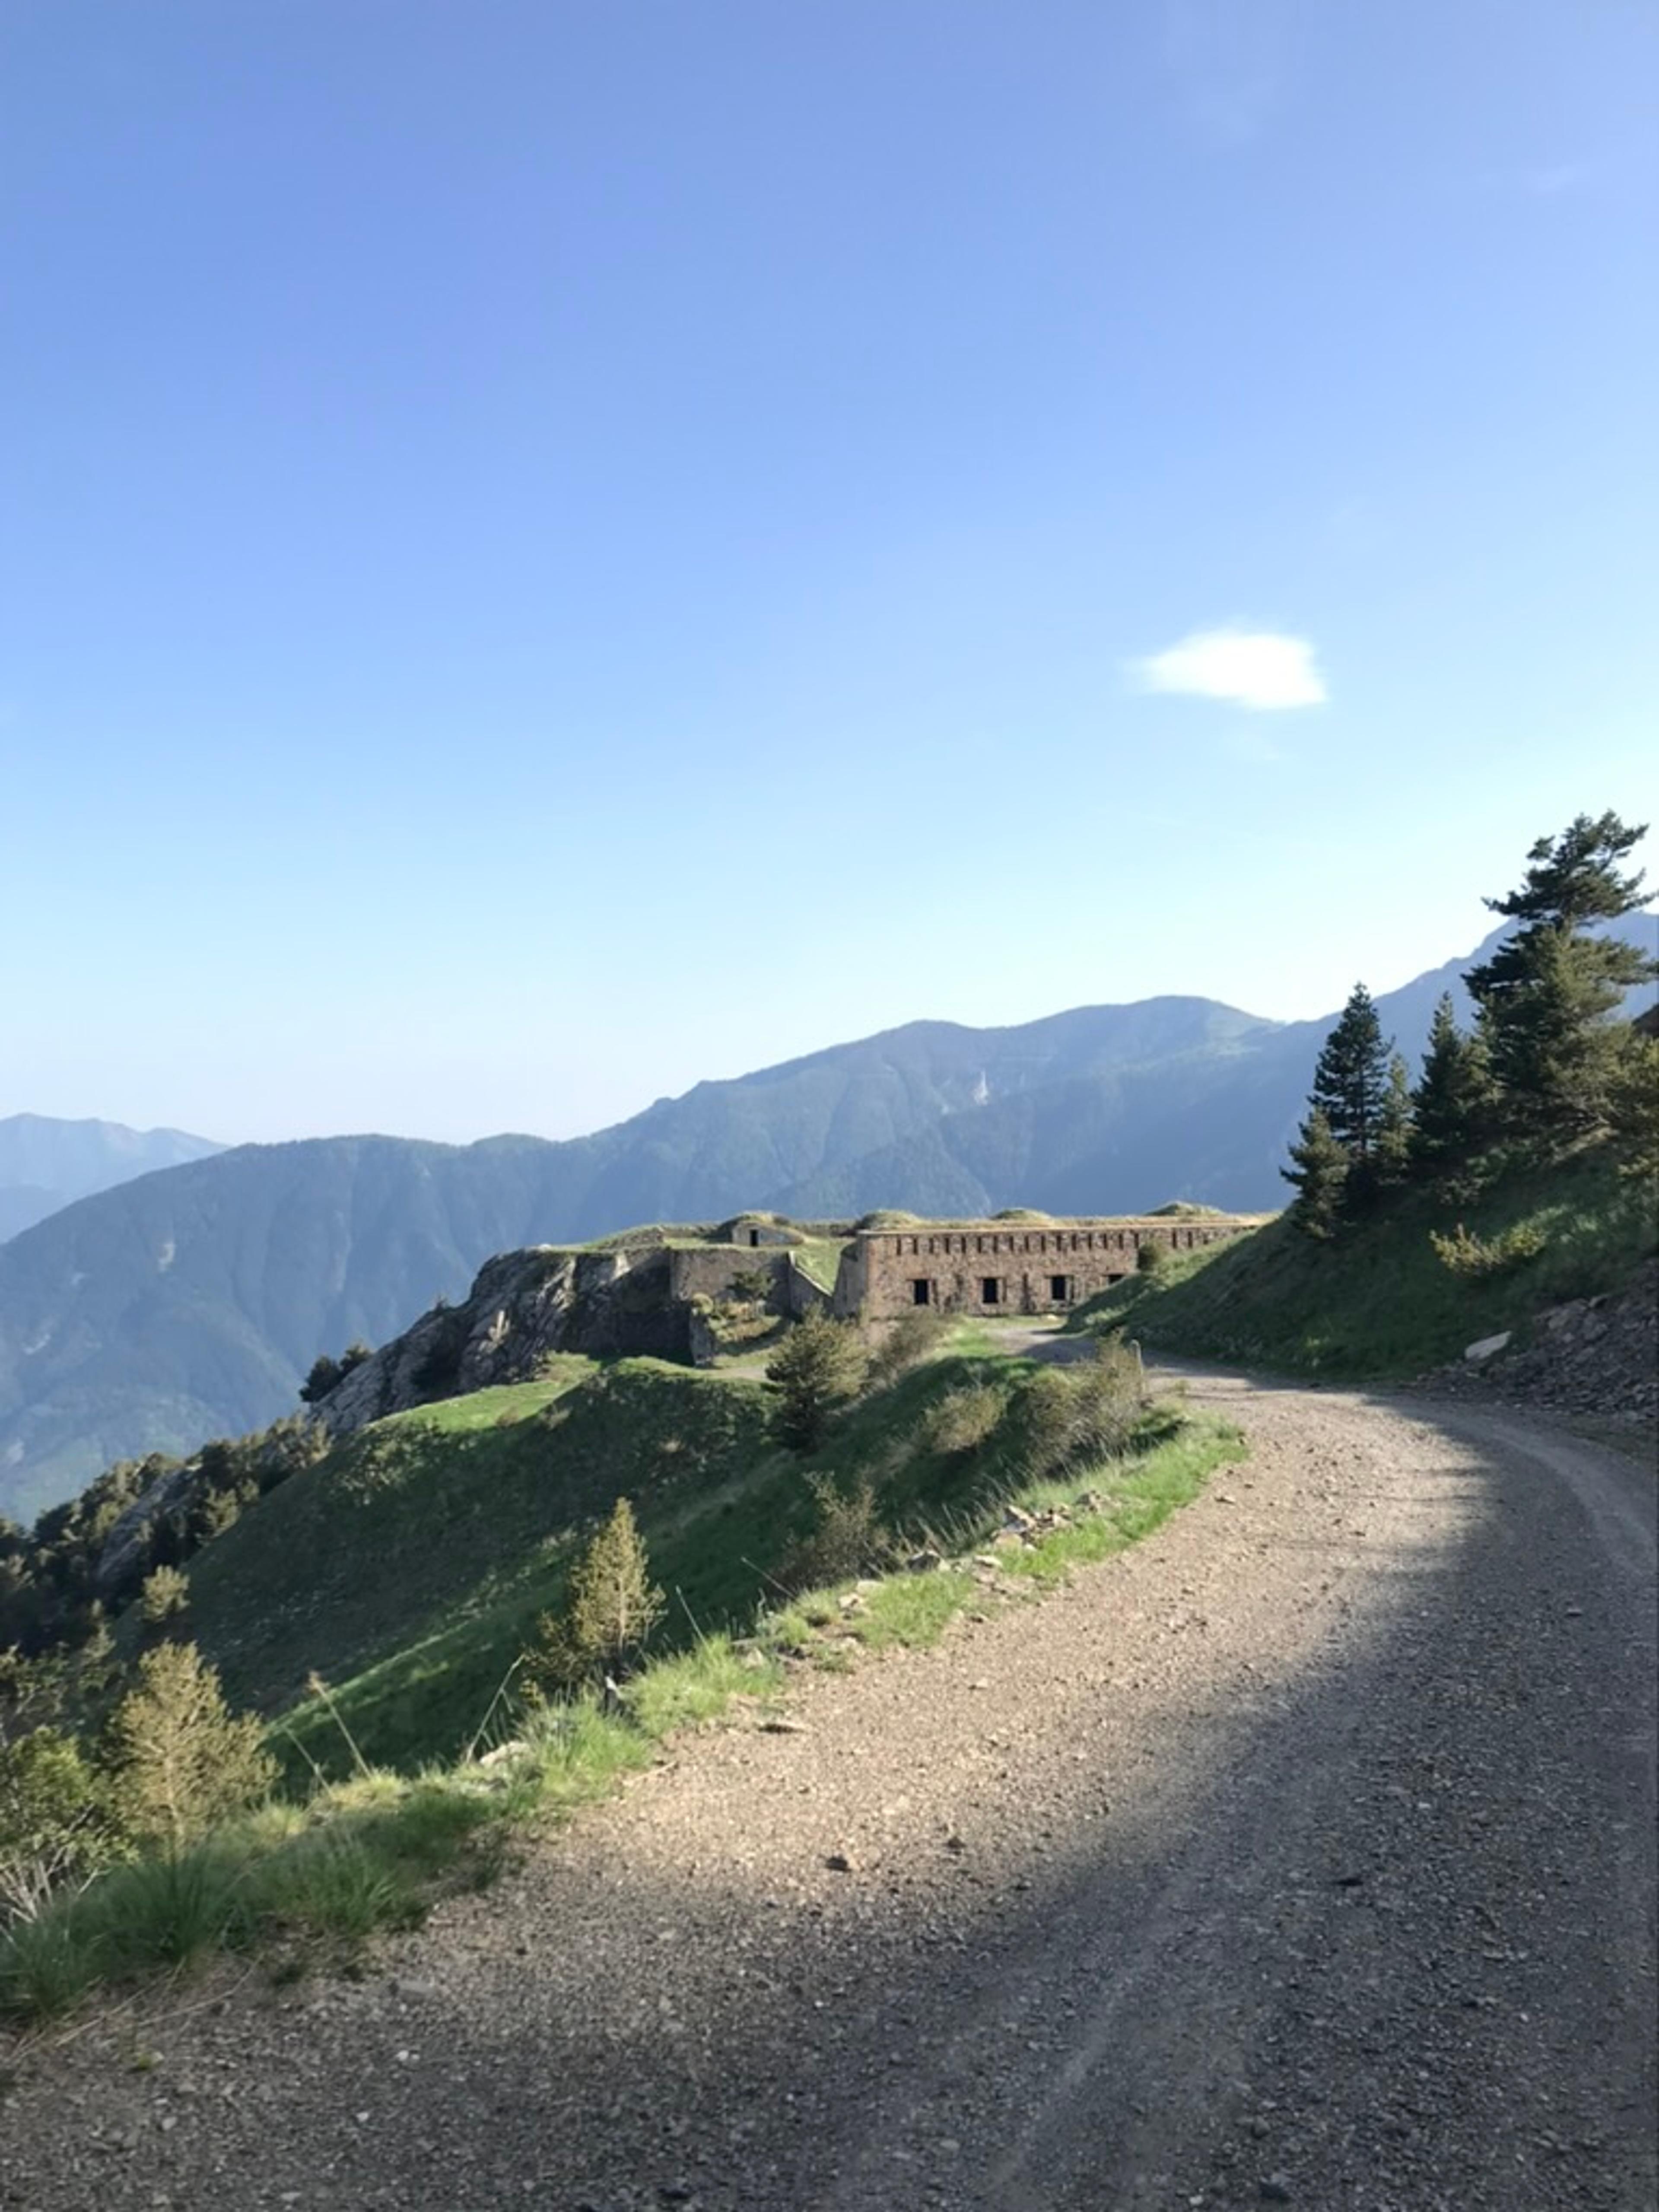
left=3, top=1, right=1655, bottom=1144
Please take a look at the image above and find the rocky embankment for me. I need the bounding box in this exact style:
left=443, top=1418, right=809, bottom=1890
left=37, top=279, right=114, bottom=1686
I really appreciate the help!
left=1433, top=1256, right=1659, bottom=1434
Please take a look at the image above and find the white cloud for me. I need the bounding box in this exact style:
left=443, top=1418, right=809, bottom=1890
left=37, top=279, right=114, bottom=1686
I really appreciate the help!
left=1131, top=626, right=1328, bottom=711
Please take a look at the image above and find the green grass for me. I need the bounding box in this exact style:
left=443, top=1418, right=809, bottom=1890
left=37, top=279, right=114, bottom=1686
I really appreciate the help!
left=791, top=1237, right=850, bottom=1294
left=1068, top=1144, right=1655, bottom=1380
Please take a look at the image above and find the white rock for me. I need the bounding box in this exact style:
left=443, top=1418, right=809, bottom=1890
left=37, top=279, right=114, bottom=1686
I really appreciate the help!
left=1463, top=1331, right=1512, bottom=1365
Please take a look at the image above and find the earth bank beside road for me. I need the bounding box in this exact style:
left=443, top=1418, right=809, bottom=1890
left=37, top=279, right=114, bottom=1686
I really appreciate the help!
left=3, top=1367, right=1653, bottom=2211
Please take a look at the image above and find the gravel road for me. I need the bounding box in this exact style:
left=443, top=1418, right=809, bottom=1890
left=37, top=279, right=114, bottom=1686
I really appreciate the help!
left=4, top=1369, right=1654, bottom=2211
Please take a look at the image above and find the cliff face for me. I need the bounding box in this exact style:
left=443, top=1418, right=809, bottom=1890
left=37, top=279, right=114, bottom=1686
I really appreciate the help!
left=315, top=1244, right=696, bottom=1437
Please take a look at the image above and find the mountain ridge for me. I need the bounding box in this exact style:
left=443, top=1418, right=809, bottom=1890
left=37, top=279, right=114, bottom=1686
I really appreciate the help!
left=2, top=920, right=1651, bottom=1521
left=0, top=1114, right=222, bottom=1243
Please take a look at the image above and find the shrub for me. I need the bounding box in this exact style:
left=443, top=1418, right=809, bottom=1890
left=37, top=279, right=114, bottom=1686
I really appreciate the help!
left=1017, top=1341, right=1144, bottom=1482
left=1429, top=1220, right=1549, bottom=1279
left=864, top=1306, right=947, bottom=1389
left=525, top=1498, right=664, bottom=1691
left=765, top=1311, right=868, bottom=1453
left=299, top=1354, right=342, bottom=1405
left=138, top=1565, right=189, bottom=1626
left=780, top=1475, right=896, bottom=1593
left=0, top=1727, right=114, bottom=1923
left=916, top=1382, right=1005, bottom=1458
left=1135, top=1240, right=1170, bottom=1276
left=299, top=1341, right=372, bottom=1406
left=104, top=1643, right=276, bottom=1853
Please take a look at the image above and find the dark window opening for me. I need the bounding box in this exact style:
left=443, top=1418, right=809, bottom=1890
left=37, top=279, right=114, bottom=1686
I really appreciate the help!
left=912, top=1278, right=931, bottom=1306
left=748, top=1230, right=760, bottom=1247
left=1050, top=1274, right=1069, bottom=1302
left=982, top=1277, right=1001, bottom=1305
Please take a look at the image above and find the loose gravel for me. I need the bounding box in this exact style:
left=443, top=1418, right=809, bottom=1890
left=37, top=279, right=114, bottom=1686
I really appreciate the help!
left=3, top=1370, right=1653, bottom=2211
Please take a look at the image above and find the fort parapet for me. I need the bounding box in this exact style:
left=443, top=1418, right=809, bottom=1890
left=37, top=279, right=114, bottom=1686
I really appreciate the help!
left=833, top=1214, right=1255, bottom=1321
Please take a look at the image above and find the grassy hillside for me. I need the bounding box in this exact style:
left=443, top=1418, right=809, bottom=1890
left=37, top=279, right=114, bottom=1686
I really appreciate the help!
left=1071, top=1144, right=1656, bottom=1379
left=170, top=1336, right=1197, bottom=1778
left=3, top=1323, right=1243, bottom=2022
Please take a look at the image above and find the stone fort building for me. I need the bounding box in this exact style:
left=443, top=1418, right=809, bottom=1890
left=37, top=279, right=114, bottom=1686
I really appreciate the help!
left=833, top=1214, right=1252, bottom=1322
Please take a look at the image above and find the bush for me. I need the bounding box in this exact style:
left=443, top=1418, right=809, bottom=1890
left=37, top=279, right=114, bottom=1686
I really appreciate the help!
left=139, top=1564, right=189, bottom=1626
left=104, top=1643, right=276, bottom=1853
left=0, top=1727, right=114, bottom=1923
left=780, top=1475, right=896, bottom=1593
left=916, top=1382, right=1005, bottom=1458
left=1017, top=1341, right=1144, bottom=1482
left=1429, top=1220, right=1549, bottom=1279
left=864, top=1307, right=947, bottom=1390
left=1135, top=1240, right=1169, bottom=1276
left=299, top=1353, right=342, bottom=1405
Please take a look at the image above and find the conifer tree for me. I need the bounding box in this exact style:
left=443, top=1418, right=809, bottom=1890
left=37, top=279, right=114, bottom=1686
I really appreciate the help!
left=1409, top=994, right=1495, bottom=1186
left=1281, top=1107, right=1348, bottom=1239
left=528, top=1498, right=665, bottom=1691
left=764, top=1310, right=868, bottom=1453
left=1309, top=985, right=1391, bottom=1165
left=1374, top=1052, right=1414, bottom=1189
left=104, top=1643, right=275, bottom=1852
left=1465, top=812, right=1656, bottom=1144
left=1605, top=1029, right=1659, bottom=1180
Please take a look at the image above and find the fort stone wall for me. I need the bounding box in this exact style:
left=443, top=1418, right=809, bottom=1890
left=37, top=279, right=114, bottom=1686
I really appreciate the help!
left=834, top=1216, right=1252, bottom=1321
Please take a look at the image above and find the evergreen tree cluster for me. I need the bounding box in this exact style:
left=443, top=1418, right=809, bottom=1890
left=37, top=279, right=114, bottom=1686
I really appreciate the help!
left=1285, top=813, right=1656, bottom=1236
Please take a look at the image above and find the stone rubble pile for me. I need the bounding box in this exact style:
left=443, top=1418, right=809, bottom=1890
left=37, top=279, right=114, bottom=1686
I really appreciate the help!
left=1430, top=1256, right=1658, bottom=1429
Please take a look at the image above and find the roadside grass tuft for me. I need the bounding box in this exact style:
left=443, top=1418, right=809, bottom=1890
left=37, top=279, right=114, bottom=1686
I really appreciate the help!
left=623, top=1634, right=782, bottom=1737
left=843, top=1571, right=986, bottom=1650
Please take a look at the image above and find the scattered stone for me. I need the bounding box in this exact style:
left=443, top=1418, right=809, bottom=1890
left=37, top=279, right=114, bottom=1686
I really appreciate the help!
left=905, top=1549, right=944, bottom=1574
left=1259, top=2176, right=1294, bottom=2203
left=825, top=1852, right=855, bottom=1874
left=760, top=1718, right=808, bottom=1735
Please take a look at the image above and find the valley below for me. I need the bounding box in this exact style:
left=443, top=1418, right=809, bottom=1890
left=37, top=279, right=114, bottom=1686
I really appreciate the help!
left=6, top=1364, right=1653, bottom=2211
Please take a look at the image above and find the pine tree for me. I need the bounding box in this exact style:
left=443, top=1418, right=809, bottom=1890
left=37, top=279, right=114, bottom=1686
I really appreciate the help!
left=1374, top=1052, right=1414, bottom=1189
left=1282, top=1107, right=1348, bottom=1239
left=528, top=1498, right=665, bottom=1691
left=1465, top=812, right=1657, bottom=1145
left=1605, top=1029, right=1659, bottom=1180
left=104, top=1642, right=276, bottom=1852
left=1409, top=994, right=1495, bottom=1186
left=1309, top=985, right=1391, bottom=1163
left=764, top=1310, right=869, bottom=1453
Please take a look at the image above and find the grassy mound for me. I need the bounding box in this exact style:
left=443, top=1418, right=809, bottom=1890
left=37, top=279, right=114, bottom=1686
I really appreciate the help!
left=1070, top=1144, right=1655, bottom=1379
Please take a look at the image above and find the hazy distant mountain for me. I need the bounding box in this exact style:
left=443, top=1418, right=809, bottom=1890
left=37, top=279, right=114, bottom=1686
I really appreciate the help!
left=0, top=1116, right=222, bottom=1243
left=1, top=920, right=1651, bottom=1522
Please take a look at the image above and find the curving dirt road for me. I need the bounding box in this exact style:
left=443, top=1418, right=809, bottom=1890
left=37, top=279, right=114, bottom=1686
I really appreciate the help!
left=4, top=1369, right=1654, bottom=2210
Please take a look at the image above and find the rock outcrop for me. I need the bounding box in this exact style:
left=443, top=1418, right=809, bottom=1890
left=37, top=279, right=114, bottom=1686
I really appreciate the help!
left=315, top=1244, right=696, bottom=1437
